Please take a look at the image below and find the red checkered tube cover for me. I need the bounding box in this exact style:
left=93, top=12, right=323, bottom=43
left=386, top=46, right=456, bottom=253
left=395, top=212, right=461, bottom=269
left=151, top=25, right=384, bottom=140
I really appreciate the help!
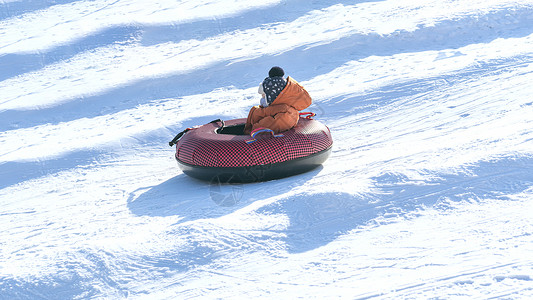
left=176, top=117, right=333, bottom=168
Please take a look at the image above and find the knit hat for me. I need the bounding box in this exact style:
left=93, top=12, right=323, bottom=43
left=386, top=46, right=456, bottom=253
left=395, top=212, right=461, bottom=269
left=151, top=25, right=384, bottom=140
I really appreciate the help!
left=262, top=76, right=287, bottom=105
left=268, top=66, right=284, bottom=78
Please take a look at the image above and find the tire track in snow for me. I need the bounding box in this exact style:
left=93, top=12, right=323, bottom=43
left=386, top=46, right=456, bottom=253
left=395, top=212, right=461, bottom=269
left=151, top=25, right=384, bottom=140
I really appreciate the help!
left=355, top=261, right=531, bottom=299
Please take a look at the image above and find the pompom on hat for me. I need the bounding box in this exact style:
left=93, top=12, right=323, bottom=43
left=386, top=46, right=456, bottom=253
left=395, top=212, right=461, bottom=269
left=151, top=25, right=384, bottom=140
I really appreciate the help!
left=268, top=66, right=285, bottom=78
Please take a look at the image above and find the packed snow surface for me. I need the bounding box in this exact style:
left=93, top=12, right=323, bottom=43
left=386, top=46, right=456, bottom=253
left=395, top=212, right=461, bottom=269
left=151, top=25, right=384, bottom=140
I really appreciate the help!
left=1, top=0, right=533, bottom=298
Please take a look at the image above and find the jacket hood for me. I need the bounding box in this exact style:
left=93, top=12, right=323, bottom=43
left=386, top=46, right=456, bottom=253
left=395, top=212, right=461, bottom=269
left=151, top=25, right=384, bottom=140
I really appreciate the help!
left=271, top=76, right=312, bottom=111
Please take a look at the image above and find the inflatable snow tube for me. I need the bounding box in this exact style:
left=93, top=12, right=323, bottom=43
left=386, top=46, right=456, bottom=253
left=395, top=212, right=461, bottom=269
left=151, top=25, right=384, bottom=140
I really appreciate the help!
left=170, top=115, right=332, bottom=183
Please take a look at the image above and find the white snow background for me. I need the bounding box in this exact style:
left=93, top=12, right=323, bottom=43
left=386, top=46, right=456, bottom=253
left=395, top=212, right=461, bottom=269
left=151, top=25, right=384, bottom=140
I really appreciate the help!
left=1, top=0, right=533, bottom=298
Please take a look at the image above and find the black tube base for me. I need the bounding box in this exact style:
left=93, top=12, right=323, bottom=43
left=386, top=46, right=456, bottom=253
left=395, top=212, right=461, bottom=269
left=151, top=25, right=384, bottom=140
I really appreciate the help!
left=177, top=147, right=331, bottom=183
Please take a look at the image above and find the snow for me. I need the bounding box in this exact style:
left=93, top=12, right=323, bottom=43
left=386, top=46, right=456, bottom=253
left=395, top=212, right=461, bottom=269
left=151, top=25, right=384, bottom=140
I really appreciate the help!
left=1, top=0, right=532, bottom=299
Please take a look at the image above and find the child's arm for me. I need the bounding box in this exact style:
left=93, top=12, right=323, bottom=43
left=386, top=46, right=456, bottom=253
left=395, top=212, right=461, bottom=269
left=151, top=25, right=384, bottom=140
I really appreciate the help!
left=260, top=97, right=268, bottom=108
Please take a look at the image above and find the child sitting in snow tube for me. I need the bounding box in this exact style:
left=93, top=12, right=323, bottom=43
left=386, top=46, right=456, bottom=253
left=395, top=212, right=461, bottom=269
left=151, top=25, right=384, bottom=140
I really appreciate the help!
left=244, top=66, right=312, bottom=134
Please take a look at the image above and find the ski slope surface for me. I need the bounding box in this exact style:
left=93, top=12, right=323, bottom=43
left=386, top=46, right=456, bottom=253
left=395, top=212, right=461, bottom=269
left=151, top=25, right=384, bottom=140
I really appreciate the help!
left=1, top=0, right=533, bottom=298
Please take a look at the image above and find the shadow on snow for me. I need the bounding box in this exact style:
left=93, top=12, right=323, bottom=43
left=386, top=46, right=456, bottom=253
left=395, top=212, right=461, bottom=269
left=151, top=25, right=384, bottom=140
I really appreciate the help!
left=0, top=0, right=354, bottom=80
left=1, top=3, right=532, bottom=132
left=255, top=155, right=533, bottom=253
left=0, top=0, right=78, bottom=21
left=128, top=156, right=533, bottom=255
left=127, top=165, right=324, bottom=222
left=0, top=113, right=228, bottom=189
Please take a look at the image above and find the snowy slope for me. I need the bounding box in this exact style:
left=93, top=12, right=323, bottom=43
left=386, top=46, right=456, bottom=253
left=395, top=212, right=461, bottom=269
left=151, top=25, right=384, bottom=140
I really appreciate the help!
left=1, top=0, right=533, bottom=298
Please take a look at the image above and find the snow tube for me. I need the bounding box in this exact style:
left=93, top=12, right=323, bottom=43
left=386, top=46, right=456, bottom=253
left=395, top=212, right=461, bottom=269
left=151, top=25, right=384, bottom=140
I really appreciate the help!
left=170, top=114, right=332, bottom=183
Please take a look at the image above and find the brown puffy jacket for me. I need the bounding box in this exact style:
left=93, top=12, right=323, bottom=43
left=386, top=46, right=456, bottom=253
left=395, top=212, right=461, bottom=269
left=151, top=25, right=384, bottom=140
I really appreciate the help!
left=244, top=77, right=311, bottom=134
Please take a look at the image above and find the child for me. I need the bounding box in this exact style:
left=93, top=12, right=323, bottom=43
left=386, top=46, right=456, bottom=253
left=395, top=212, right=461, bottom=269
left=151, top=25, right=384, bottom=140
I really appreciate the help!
left=244, top=67, right=312, bottom=134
